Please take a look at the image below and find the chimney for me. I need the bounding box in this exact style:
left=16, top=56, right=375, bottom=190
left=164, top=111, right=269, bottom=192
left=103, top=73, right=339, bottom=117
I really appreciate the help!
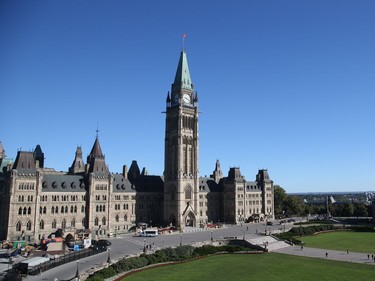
left=123, top=165, right=128, bottom=179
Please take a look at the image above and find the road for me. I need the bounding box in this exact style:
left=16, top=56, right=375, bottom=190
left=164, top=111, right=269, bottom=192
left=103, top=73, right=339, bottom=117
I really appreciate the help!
left=25, top=222, right=289, bottom=281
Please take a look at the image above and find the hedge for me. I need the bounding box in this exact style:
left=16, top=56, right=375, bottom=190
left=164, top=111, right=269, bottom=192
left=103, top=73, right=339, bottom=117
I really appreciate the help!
left=86, top=244, right=253, bottom=281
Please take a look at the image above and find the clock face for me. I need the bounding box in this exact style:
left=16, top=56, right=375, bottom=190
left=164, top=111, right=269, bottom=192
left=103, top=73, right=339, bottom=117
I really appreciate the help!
left=183, top=94, right=191, bottom=104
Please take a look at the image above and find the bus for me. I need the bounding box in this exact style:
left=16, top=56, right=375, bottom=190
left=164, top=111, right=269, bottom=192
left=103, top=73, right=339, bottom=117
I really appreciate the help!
left=141, top=229, right=159, bottom=237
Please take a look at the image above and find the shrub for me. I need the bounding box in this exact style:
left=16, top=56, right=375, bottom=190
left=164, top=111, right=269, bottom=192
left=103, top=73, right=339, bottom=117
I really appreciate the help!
left=350, top=226, right=375, bottom=232
left=87, top=244, right=257, bottom=280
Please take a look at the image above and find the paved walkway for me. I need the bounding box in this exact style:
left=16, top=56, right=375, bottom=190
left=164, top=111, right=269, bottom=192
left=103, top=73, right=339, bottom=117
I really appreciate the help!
left=274, top=245, right=375, bottom=266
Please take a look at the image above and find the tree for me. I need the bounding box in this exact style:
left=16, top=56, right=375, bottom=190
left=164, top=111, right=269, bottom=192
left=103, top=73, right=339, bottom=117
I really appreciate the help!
left=284, top=196, right=305, bottom=216
left=274, top=185, right=287, bottom=217
left=353, top=202, right=368, bottom=218
left=342, top=203, right=354, bottom=217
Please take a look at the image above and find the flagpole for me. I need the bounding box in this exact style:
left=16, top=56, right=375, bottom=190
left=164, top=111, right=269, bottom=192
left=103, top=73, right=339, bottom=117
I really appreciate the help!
left=182, top=33, right=187, bottom=51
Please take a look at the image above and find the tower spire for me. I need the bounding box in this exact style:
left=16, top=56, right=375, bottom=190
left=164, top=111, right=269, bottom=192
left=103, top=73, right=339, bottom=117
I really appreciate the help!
left=172, top=50, right=193, bottom=92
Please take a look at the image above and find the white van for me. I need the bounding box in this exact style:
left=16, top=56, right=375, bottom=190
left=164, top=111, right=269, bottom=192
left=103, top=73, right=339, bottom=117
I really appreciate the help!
left=141, top=229, right=158, bottom=237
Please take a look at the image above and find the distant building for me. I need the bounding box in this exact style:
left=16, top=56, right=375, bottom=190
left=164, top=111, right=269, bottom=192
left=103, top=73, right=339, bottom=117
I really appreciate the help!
left=0, top=50, right=274, bottom=243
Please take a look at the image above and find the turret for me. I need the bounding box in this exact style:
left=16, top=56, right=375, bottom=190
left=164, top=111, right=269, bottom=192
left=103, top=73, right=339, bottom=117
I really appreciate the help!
left=128, top=160, right=140, bottom=185
left=33, top=145, right=44, bottom=168
left=210, top=159, right=223, bottom=183
left=69, top=146, right=85, bottom=174
left=86, top=137, right=108, bottom=175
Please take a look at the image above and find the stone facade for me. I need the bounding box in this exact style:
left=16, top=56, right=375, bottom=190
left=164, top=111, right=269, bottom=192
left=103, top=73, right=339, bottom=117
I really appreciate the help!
left=0, top=50, right=274, bottom=243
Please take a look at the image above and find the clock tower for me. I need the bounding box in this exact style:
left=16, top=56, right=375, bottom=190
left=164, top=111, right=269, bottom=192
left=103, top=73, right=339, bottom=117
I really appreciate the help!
left=164, top=50, right=199, bottom=230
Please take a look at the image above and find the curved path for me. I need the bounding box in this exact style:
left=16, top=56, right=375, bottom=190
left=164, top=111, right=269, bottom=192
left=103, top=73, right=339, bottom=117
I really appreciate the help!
left=274, top=245, right=375, bottom=265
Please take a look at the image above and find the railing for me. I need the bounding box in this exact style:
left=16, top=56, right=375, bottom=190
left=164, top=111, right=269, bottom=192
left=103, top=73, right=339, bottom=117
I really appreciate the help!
left=9, top=247, right=107, bottom=278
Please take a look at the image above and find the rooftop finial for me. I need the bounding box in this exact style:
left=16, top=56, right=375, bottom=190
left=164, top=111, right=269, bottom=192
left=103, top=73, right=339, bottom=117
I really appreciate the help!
left=182, top=33, right=187, bottom=51
left=96, top=123, right=99, bottom=138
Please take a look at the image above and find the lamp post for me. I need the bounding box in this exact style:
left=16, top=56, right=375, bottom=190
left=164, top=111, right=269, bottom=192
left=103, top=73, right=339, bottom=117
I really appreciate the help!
left=107, top=247, right=111, bottom=264
left=180, top=234, right=182, bottom=246
left=210, top=230, right=213, bottom=244
left=75, top=259, right=80, bottom=279
left=243, top=229, right=245, bottom=240
left=143, top=239, right=146, bottom=253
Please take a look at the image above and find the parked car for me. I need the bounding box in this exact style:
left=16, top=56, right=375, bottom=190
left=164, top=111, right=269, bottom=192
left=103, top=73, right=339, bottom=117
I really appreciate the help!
left=90, top=239, right=111, bottom=251
left=97, top=239, right=111, bottom=246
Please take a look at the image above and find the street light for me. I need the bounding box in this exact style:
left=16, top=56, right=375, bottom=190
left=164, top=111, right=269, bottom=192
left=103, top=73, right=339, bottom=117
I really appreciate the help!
left=143, top=239, right=146, bottom=253
left=75, top=259, right=80, bottom=279
left=180, top=234, right=182, bottom=246
left=243, top=229, right=245, bottom=240
left=107, top=247, right=111, bottom=264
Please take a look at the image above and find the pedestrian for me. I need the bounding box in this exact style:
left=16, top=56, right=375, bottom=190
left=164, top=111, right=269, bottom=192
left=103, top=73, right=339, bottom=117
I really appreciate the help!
left=367, top=254, right=370, bottom=259
left=325, top=252, right=328, bottom=258
left=347, top=249, right=349, bottom=254
left=301, top=245, right=303, bottom=251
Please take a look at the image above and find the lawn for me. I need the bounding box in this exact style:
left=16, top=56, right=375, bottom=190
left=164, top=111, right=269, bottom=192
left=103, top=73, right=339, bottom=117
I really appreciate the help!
left=299, top=231, right=375, bottom=253
left=122, top=253, right=375, bottom=281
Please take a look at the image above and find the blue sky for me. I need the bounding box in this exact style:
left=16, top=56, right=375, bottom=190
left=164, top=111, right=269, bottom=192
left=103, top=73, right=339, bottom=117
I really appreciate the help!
left=1, top=1, right=374, bottom=193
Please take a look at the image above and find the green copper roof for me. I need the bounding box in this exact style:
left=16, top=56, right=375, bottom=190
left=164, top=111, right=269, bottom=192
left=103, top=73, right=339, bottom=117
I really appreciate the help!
left=173, top=50, right=193, bottom=91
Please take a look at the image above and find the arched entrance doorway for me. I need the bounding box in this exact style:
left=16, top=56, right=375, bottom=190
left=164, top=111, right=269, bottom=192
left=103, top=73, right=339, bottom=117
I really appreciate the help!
left=185, top=212, right=195, bottom=227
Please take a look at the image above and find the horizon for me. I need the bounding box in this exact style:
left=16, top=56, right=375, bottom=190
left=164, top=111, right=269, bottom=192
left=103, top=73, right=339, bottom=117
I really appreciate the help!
left=1, top=1, right=374, bottom=193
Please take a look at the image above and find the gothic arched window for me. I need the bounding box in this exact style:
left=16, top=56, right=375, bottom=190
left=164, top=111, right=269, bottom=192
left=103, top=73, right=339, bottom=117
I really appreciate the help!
left=52, top=219, right=57, bottom=229
left=16, top=221, right=21, bottom=231
left=185, top=186, right=192, bottom=200
left=61, top=219, right=66, bottom=229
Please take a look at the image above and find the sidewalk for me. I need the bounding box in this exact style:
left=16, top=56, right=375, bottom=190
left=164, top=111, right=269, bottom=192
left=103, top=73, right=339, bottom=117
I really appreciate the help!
left=274, top=245, right=375, bottom=265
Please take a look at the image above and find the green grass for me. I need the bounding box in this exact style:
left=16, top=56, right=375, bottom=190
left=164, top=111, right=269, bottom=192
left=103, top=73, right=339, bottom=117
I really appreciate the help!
left=300, top=231, right=375, bottom=253
left=122, top=253, right=375, bottom=281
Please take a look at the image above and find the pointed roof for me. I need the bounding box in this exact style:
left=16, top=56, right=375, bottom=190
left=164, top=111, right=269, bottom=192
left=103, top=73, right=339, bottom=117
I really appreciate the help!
left=87, top=137, right=108, bottom=175
left=172, top=50, right=193, bottom=91
left=89, top=137, right=104, bottom=158
left=33, top=144, right=43, bottom=158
